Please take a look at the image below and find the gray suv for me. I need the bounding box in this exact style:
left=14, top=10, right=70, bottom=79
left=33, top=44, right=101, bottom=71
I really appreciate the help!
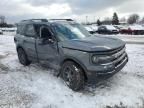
left=14, top=19, right=128, bottom=91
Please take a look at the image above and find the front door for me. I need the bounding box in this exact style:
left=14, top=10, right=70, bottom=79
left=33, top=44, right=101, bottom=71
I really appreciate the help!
left=36, top=26, right=60, bottom=69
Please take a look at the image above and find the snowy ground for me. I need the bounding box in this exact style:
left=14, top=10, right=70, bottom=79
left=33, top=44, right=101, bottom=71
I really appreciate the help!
left=0, top=35, right=144, bottom=108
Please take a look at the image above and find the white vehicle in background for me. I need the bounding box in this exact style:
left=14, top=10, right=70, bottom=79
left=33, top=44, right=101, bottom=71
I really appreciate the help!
left=84, top=25, right=95, bottom=34
left=90, top=25, right=98, bottom=33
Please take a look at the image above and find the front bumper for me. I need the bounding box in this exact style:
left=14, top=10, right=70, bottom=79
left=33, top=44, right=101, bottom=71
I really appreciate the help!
left=86, top=54, right=128, bottom=83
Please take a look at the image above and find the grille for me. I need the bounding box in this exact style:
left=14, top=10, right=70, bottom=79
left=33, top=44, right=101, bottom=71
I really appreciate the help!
left=100, top=46, right=127, bottom=66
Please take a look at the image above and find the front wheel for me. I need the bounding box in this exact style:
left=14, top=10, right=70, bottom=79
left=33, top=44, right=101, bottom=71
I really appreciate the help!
left=17, top=48, right=31, bottom=66
left=61, top=61, right=85, bottom=91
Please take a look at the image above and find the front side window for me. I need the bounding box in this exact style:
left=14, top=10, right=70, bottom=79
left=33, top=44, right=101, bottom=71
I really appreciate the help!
left=40, top=27, right=53, bottom=39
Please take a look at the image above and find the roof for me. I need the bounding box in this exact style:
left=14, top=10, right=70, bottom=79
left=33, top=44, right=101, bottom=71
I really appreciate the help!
left=103, top=25, right=117, bottom=30
left=18, top=18, right=76, bottom=25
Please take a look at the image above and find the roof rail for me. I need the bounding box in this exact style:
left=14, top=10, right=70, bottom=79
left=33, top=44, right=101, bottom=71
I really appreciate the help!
left=21, top=19, right=48, bottom=23
left=50, top=19, right=74, bottom=21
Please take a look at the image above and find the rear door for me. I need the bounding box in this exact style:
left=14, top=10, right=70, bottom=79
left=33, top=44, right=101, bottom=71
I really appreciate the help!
left=23, top=24, right=37, bottom=61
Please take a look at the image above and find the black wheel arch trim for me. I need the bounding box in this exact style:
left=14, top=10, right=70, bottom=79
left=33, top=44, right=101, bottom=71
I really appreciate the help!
left=59, top=56, right=88, bottom=80
left=16, top=45, right=28, bottom=58
left=16, top=45, right=25, bottom=51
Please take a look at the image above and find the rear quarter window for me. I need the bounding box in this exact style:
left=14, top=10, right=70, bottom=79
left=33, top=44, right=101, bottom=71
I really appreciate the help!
left=17, top=24, right=25, bottom=35
left=24, top=24, right=36, bottom=37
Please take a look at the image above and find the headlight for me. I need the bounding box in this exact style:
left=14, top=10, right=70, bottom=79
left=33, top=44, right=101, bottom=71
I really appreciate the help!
left=92, top=55, right=111, bottom=64
left=92, top=56, right=99, bottom=63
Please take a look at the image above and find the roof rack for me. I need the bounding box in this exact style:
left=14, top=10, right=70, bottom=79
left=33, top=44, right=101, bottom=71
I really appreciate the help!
left=50, top=19, right=74, bottom=21
left=21, top=19, right=48, bottom=23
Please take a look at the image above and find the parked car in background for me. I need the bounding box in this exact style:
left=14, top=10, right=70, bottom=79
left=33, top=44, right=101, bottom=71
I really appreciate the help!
left=129, top=25, right=144, bottom=35
left=120, top=25, right=144, bottom=35
left=119, top=26, right=130, bottom=34
left=97, top=25, right=119, bottom=35
left=84, top=25, right=95, bottom=34
left=0, top=29, right=3, bottom=34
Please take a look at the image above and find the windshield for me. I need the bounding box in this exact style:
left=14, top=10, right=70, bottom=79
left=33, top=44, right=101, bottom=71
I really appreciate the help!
left=52, top=23, right=91, bottom=41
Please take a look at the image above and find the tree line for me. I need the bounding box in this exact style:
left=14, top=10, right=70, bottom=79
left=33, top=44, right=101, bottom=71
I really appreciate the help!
left=96, top=12, right=143, bottom=26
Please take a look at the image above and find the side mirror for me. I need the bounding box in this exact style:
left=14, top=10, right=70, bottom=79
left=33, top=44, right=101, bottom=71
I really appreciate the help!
left=48, top=38, right=54, bottom=44
left=40, top=38, right=54, bottom=45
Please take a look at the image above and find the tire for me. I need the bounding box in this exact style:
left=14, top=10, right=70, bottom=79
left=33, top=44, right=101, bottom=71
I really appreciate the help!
left=17, top=48, right=31, bottom=66
left=61, top=61, right=85, bottom=91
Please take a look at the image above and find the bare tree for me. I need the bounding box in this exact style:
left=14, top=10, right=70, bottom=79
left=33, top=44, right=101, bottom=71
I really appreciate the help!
left=127, top=14, right=139, bottom=24
left=140, top=17, right=144, bottom=24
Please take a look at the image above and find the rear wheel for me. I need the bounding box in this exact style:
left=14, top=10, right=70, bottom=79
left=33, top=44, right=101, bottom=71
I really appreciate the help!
left=61, top=61, right=85, bottom=91
left=17, top=48, right=31, bottom=66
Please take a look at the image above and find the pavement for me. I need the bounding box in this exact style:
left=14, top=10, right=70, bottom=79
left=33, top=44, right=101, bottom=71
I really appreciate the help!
left=96, top=34, right=144, bottom=44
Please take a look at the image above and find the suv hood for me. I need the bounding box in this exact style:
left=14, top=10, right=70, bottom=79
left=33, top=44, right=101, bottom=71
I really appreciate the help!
left=62, top=36, right=125, bottom=52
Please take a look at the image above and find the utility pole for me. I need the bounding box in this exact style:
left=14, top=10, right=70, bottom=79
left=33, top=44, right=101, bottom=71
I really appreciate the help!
left=93, top=16, right=96, bottom=23
left=86, top=16, right=88, bottom=24
left=0, top=15, right=5, bottom=24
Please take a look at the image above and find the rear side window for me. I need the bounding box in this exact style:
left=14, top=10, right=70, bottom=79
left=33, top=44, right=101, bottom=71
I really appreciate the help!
left=99, top=26, right=105, bottom=30
left=17, top=24, right=25, bottom=35
left=25, top=24, right=36, bottom=37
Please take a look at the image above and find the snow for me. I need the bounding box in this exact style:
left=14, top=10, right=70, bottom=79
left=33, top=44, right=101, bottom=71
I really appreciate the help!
left=129, top=25, right=144, bottom=30
left=114, top=25, right=144, bottom=30
left=0, top=27, right=16, bottom=35
left=84, top=26, right=93, bottom=32
left=0, top=27, right=17, bottom=31
left=0, top=35, right=144, bottom=108
left=90, top=25, right=98, bottom=31
left=84, top=25, right=98, bottom=32
left=105, top=25, right=117, bottom=30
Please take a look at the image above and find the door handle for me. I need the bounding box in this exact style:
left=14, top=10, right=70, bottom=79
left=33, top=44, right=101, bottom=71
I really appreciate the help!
left=38, top=42, right=45, bottom=45
left=38, top=39, right=49, bottom=45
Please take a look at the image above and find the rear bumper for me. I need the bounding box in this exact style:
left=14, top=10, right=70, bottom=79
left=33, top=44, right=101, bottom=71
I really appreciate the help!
left=86, top=54, right=128, bottom=83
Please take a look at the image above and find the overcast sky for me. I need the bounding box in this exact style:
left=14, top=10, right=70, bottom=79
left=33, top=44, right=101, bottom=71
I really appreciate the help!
left=0, top=0, right=144, bottom=23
